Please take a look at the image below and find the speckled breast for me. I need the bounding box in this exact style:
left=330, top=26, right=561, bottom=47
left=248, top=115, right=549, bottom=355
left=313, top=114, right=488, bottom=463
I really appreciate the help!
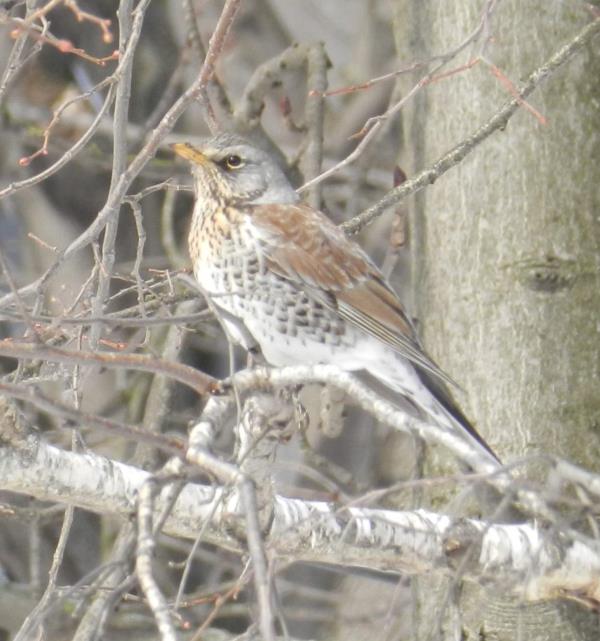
left=189, top=206, right=355, bottom=359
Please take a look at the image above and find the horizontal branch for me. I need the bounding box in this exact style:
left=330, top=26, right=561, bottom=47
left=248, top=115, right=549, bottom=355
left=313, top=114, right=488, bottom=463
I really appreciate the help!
left=0, top=338, right=218, bottom=396
left=1, top=436, right=599, bottom=605
left=229, top=365, right=501, bottom=474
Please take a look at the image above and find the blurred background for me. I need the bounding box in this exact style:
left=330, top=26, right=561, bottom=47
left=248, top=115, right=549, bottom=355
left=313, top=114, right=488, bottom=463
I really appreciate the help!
left=1, top=1, right=598, bottom=640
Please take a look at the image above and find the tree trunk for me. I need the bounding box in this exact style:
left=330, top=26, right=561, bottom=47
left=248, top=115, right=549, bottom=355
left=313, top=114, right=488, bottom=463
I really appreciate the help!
left=395, top=1, right=600, bottom=638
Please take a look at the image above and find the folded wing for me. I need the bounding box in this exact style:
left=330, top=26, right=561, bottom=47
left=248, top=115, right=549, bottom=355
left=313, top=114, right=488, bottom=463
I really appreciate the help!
left=249, top=202, right=455, bottom=387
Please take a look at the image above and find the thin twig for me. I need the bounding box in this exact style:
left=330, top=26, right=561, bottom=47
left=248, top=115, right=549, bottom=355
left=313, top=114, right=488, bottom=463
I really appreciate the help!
left=0, top=338, right=219, bottom=395
left=341, top=16, right=600, bottom=235
left=300, top=43, right=327, bottom=208
left=0, top=246, right=36, bottom=335
left=0, top=12, right=30, bottom=108
left=0, top=380, right=186, bottom=455
left=189, top=564, right=250, bottom=641
left=13, top=406, right=76, bottom=641
left=89, top=0, right=137, bottom=348
left=0, top=0, right=242, bottom=310
left=0, top=82, right=116, bottom=200
left=137, top=479, right=178, bottom=641
left=186, top=401, right=276, bottom=641
left=71, top=527, right=137, bottom=641
left=127, top=199, right=148, bottom=318
left=298, top=0, right=501, bottom=194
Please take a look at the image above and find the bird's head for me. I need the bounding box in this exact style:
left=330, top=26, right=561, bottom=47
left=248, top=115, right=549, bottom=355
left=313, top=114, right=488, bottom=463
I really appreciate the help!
left=172, top=133, right=299, bottom=206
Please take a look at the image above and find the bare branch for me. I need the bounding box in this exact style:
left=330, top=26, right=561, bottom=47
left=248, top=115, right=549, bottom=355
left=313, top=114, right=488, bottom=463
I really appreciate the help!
left=0, top=338, right=218, bottom=395
left=229, top=365, right=500, bottom=474
left=2, top=437, right=600, bottom=606
left=341, top=15, right=600, bottom=234
left=136, top=478, right=179, bottom=641
left=0, top=0, right=242, bottom=309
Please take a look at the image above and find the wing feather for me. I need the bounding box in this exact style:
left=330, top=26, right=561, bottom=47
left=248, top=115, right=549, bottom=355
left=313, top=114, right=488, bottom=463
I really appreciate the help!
left=249, top=203, right=455, bottom=386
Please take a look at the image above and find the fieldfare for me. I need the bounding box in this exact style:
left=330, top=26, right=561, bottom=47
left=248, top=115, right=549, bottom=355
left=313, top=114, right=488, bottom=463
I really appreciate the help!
left=173, top=133, right=496, bottom=464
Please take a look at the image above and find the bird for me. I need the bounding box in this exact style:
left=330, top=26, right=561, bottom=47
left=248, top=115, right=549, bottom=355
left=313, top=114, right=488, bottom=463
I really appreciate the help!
left=172, top=133, right=497, bottom=465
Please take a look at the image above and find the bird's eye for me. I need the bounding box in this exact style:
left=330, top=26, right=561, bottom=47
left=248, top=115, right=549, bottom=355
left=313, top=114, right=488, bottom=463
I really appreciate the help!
left=223, top=154, right=243, bottom=170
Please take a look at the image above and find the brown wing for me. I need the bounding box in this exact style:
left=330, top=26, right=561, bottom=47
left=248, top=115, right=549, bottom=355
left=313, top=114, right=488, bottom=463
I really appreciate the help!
left=249, top=203, right=456, bottom=387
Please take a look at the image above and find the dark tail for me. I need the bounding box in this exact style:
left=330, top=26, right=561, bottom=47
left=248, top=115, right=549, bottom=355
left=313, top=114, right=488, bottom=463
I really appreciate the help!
left=415, top=367, right=500, bottom=464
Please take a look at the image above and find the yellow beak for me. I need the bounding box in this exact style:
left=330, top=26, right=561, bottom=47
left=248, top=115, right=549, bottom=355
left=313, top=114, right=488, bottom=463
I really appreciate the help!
left=171, top=142, right=210, bottom=165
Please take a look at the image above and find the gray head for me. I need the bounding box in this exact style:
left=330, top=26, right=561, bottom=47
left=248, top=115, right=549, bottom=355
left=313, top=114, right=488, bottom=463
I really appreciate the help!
left=172, top=133, right=299, bottom=205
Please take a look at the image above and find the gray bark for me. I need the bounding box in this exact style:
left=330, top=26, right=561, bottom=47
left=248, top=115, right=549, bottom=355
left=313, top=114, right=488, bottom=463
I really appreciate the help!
left=396, top=1, right=600, bottom=638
